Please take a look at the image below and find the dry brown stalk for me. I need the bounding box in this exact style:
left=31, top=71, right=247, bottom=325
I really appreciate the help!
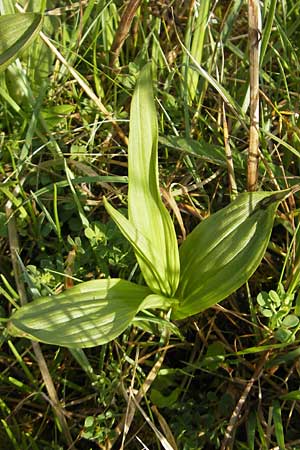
left=109, top=0, right=141, bottom=68
left=107, top=345, right=169, bottom=449
left=39, top=31, right=128, bottom=146
left=247, top=0, right=261, bottom=191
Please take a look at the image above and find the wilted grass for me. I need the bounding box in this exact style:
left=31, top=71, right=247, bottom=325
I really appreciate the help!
left=1, top=1, right=300, bottom=449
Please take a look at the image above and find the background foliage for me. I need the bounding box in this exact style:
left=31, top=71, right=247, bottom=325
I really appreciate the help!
left=1, top=0, right=300, bottom=449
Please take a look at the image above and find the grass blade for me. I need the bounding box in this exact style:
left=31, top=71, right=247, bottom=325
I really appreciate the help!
left=272, top=399, right=285, bottom=449
left=185, top=0, right=210, bottom=102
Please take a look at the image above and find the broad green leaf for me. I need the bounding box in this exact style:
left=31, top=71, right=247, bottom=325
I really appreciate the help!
left=7, top=279, right=151, bottom=348
left=150, top=387, right=181, bottom=408
left=282, top=314, right=299, bottom=328
left=0, top=13, right=43, bottom=73
left=107, top=63, right=180, bottom=297
left=140, top=293, right=179, bottom=310
left=172, top=190, right=291, bottom=319
left=103, top=198, right=168, bottom=295
left=128, top=63, right=180, bottom=297
left=274, top=328, right=293, bottom=343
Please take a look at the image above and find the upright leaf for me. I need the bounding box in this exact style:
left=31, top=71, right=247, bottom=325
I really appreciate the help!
left=128, top=63, right=180, bottom=297
left=103, top=198, right=168, bottom=293
left=173, top=190, right=290, bottom=319
left=0, top=13, right=43, bottom=72
left=185, top=0, right=210, bottom=102
left=7, top=279, right=151, bottom=348
left=106, top=64, right=180, bottom=297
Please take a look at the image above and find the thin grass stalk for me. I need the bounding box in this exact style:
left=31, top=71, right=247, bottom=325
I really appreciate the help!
left=175, top=24, right=248, bottom=129
left=151, top=405, right=178, bottom=450
left=5, top=196, right=76, bottom=449
left=109, top=343, right=169, bottom=449
left=222, top=102, right=237, bottom=199
left=129, top=393, right=175, bottom=450
left=39, top=31, right=128, bottom=145
left=247, top=0, right=261, bottom=191
left=220, top=351, right=270, bottom=450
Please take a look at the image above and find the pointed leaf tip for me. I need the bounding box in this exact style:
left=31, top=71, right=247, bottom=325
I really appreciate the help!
left=127, top=64, right=180, bottom=296
left=173, top=190, right=289, bottom=319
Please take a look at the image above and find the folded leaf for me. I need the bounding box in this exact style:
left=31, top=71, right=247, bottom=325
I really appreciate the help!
left=7, top=279, right=150, bottom=348
left=103, top=198, right=168, bottom=294
left=0, top=13, right=43, bottom=72
left=172, top=190, right=290, bottom=319
left=127, top=63, right=180, bottom=297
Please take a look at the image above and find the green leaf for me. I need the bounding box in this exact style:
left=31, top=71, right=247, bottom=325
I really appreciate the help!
left=185, top=0, right=210, bottom=102
left=159, top=135, right=246, bottom=170
left=257, top=291, right=268, bottom=307
left=103, top=198, right=168, bottom=295
left=140, top=293, right=179, bottom=310
left=106, top=63, right=180, bottom=297
left=282, top=314, right=299, bottom=328
left=295, top=288, right=300, bottom=316
left=202, top=341, right=226, bottom=371
left=173, top=190, right=291, bottom=319
left=246, top=410, right=256, bottom=450
left=128, top=63, right=180, bottom=297
left=272, top=399, right=285, bottom=450
left=7, top=279, right=151, bottom=348
left=274, top=328, right=293, bottom=343
left=133, top=313, right=183, bottom=339
left=0, top=13, right=43, bottom=73
left=261, top=309, right=272, bottom=318
left=150, top=387, right=181, bottom=408
left=280, top=390, right=300, bottom=401
left=269, top=290, right=281, bottom=306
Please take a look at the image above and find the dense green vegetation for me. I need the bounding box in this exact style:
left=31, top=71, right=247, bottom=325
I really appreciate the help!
left=1, top=1, right=300, bottom=449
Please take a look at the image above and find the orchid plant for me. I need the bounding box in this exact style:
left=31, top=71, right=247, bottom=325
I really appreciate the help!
left=7, top=64, right=290, bottom=348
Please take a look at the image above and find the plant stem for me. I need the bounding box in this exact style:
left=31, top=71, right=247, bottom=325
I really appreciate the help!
left=247, top=0, right=261, bottom=191
left=109, top=0, right=141, bottom=67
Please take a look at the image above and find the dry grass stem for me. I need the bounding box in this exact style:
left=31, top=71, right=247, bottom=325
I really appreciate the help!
left=221, top=351, right=270, bottom=450
left=247, top=0, right=261, bottom=191
left=109, top=0, right=141, bottom=67
left=108, top=346, right=168, bottom=449
left=222, top=103, right=237, bottom=198
left=39, top=31, right=128, bottom=146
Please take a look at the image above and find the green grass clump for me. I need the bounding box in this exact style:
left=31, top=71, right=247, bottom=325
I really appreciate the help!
left=1, top=1, right=300, bottom=449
